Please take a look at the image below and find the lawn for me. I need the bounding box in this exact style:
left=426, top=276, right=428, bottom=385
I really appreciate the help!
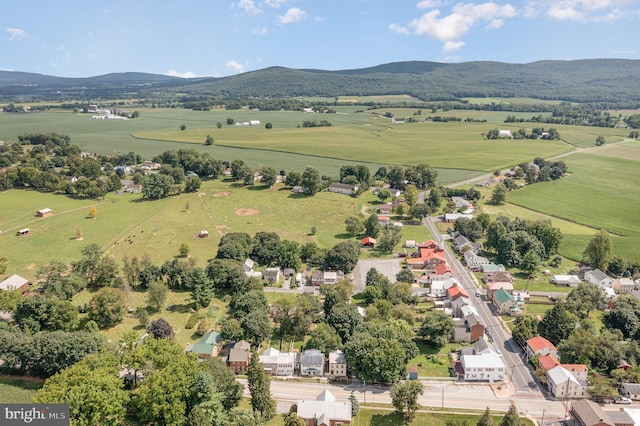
left=352, top=409, right=532, bottom=426
left=0, top=377, right=43, bottom=403
left=407, top=341, right=467, bottom=378
left=72, top=287, right=224, bottom=347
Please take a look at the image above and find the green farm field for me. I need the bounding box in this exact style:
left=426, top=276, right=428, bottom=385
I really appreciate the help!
left=506, top=152, right=640, bottom=260
left=138, top=120, right=571, bottom=172
left=0, top=109, right=477, bottom=183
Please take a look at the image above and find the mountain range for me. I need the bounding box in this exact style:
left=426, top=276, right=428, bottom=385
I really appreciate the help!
left=1, top=59, right=639, bottom=104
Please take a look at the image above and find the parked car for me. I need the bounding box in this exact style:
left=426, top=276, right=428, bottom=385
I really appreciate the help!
left=614, top=396, right=632, bottom=404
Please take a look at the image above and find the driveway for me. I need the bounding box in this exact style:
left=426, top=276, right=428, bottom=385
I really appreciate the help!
left=352, top=258, right=402, bottom=293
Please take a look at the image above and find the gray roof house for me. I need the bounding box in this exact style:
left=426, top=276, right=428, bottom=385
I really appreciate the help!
left=584, top=269, right=614, bottom=288
left=300, top=349, right=325, bottom=377
left=621, top=382, right=640, bottom=400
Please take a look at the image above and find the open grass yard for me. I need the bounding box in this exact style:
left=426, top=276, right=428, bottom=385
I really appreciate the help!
left=408, top=341, right=467, bottom=378
left=0, top=377, right=42, bottom=404
left=507, top=152, right=640, bottom=260
left=551, top=125, right=629, bottom=148
left=72, top=287, right=226, bottom=347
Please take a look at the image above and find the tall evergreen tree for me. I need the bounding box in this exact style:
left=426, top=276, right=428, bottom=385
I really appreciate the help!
left=477, top=407, right=495, bottom=426
left=499, top=405, right=522, bottom=426
left=247, top=350, right=276, bottom=420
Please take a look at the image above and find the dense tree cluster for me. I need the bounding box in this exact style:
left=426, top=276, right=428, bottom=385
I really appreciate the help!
left=483, top=216, right=562, bottom=270
left=0, top=330, right=105, bottom=378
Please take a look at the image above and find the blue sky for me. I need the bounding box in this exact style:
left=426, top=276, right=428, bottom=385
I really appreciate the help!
left=1, top=0, right=639, bottom=78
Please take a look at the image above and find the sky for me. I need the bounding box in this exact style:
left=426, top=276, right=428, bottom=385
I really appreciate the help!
left=1, top=0, right=639, bottom=78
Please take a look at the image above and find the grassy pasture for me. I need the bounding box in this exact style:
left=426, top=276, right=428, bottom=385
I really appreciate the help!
left=506, top=152, right=640, bottom=260
left=0, top=179, right=433, bottom=280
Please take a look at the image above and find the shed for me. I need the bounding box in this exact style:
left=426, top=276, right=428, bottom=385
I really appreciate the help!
left=16, top=228, right=30, bottom=236
left=406, top=366, right=419, bottom=380
left=36, top=208, right=53, bottom=218
left=0, top=274, right=30, bottom=295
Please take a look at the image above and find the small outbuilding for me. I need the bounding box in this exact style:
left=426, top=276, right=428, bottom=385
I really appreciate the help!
left=16, top=228, right=30, bottom=236
left=361, top=237, right=377, bottom=248
left=36, top=208, right=53, bottom=218
left=0, top=274, right=30, bottom=295
left=199, top=230, right=209, bottom=238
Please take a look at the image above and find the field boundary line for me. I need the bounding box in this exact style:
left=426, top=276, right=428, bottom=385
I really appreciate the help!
left=504, top=201, right=625, bottom=236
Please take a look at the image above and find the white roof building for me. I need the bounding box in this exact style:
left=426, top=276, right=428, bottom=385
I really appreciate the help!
left=297, top=390, right=352, bottom=426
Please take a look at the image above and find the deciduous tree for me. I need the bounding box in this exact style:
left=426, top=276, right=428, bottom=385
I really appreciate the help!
left=583, top=230, right=612, bottom=271
left=391, top=380, right=424, bottom=421
left=88, top=287, right=126, bottom=329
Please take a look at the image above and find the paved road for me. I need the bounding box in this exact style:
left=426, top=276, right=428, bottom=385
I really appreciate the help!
left=237, top=378, right=569, bottom=423
left=423, top=217, right=535, bottom=390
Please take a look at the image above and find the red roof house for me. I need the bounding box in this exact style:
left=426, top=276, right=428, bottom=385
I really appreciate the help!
left=361, top=237, right=377, bottom=248
left=526, top=336, right=558, bottom=359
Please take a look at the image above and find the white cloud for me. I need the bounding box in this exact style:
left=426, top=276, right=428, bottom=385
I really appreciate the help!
left=237, top=0, right=261, bottom=15
left=166, top=70, right=198, bottom=78
left=264, top=0, right=288, bottom=8
left=277, top=7, right=308, bottom=25
left=6, top=27, right=27, bottom=41
left=252, top=27, right=269, bottom=35
left=444, top=41, right=466, bottom=51
left=529, top=0, right=636, bottom=22
left=407, top=2, right=517, bottom=51
left=486, top=18, right=505, bottom=29
left=389, top=23, right=410, bottom=34
left=417, top=0, right=443, bottom=8
left=410, top=9, right=474, bottom=42
left=226, top=60, right=245, bottom=73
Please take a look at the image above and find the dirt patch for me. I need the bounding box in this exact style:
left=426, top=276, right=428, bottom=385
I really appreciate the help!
left=26, top=263, right=36, bottom=270
left=212, top=191, right=231, bottom=198
left=235, top=208, right=260, bottom=216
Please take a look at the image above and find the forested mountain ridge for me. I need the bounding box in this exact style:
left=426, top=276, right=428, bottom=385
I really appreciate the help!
left=1, top=59, right=639, bottom=103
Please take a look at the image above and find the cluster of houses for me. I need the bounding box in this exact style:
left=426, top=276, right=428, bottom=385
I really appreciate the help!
left=242, top=258, right=346, bottom=294
left=551, top=268, right=640, bottom=301
left=526, top=336, right=590, bottom=399
left=184, top=334, right=352, bottom=425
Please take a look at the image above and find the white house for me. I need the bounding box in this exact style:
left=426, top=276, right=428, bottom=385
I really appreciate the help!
left=444, top=213, right=474, bottom=223
left=328, top=182, right=358, bottom=195
left=259, top=348, right=296, bottom=376
left=547, top=366, right=589, bottom=398
left=300, top=349, right=325, bottom=377
left=461, top=351, right=506, bottom=382
left=297, top=390, right=352, bottom=426
left=550, top=275, right=582, bottom=287
left=463, top=251, right=490, bottom=270
left=328, top=350, right=347, bottom=379
left=584, top=269, right=614, bottom=288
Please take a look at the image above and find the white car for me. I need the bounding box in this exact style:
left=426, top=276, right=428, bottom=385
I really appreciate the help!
left=615, top=397, right=632, bottom=404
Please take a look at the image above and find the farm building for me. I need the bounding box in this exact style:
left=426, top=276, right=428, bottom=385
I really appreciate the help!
left=0, top=274, right=30, bottom=295
left=36, top=208, right=53, bottom=218
left=361, top=237, right=377, bottom=248
left=199, top=230, right=209, bottom=238
left=16, top=228, right=30, bottom=236
left=328, top=182, right=358, bottom=195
